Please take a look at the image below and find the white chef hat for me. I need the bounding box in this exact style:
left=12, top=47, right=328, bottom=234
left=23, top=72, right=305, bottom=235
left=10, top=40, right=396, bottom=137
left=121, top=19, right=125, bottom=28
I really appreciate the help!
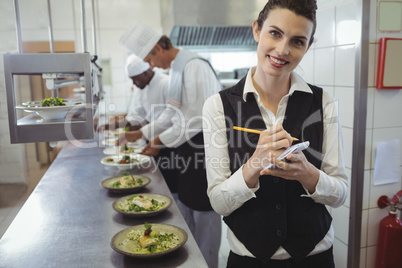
left=125, top=54, right=150, bottom=77
left=119, top=20, right=163, bottom=60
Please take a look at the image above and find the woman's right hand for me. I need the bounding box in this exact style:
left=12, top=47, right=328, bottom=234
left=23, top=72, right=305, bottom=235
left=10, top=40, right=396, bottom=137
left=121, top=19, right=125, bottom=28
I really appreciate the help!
left=242, top=124, right=292, bottom=188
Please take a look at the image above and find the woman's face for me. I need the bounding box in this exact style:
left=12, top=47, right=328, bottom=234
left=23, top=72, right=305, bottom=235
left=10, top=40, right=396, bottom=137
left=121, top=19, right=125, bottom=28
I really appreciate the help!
left=253, top=8, right=313, bottom=79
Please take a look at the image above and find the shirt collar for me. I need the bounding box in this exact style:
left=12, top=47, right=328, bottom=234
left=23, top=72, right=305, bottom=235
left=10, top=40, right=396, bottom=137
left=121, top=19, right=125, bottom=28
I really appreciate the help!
left=242, top=67, right=313, bottom=102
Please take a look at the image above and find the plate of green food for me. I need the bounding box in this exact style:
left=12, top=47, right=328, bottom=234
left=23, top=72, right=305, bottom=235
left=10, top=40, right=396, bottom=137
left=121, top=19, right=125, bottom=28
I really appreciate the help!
left=112, top=193, right=172, bottom=217
left=103, top=144, right=146, bottom=155
left=111, top=222, right=188, bottom=258
left=100, top=154, right=151, bottom=170
left=101, top=173, right=150, bottom=193
left=16, top=97, right=84, bottom=120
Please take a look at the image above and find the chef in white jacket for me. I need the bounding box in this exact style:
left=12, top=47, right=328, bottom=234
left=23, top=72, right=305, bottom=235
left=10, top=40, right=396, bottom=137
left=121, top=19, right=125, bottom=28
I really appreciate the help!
left=99, top=54, right=170, bottom=132
left=118, top=21, right=222, bottom=268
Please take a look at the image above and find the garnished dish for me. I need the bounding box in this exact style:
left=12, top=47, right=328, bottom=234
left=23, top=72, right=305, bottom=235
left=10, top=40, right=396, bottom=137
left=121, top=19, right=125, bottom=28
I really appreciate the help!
left=111, top=223, right=188, bottom=258
left=41, top=97, right=65, bottom=107
left=104, top=128, right=128, bottom=138
left=16, top=97, right=84, bottom=120
left=100, top=154, right=151, bottom=170
left=113, top=193, right=172, bottom=217
left=102, top=144, right=146, bottom=155
left=101, top=173, right=150, bottom=193
left=101, top=136, right=118, bottom=146
left=106, top=155, right=139, bottom=164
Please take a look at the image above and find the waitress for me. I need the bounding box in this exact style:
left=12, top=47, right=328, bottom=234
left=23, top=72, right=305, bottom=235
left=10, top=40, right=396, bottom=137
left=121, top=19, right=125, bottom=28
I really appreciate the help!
left=202, top=0, right=348, bottom=267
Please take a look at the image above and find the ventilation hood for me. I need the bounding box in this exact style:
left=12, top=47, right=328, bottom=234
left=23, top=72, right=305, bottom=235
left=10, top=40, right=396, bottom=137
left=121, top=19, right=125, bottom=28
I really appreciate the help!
left=161, top=0, right=264, bottom=50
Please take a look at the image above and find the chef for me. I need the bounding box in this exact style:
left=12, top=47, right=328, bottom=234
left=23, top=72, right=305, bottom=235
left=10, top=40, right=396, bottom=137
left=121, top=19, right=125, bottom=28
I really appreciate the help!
left=118, top=20, right=222, bottom=268
left=98, top=54, right=169, bottom=132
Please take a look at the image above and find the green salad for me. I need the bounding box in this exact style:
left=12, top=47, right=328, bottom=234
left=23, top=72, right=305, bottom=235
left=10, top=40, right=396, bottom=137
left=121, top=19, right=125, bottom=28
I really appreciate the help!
left=41, top=97, right=64, bottom=107
left=120, top=223, right=180, bottom=254
left=116, top=194, right=166, bottom=212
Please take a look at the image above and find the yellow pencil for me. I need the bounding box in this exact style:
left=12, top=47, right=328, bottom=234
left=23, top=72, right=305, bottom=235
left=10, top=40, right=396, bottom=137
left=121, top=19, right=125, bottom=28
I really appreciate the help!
left=233, top=126, right=299, bottom=141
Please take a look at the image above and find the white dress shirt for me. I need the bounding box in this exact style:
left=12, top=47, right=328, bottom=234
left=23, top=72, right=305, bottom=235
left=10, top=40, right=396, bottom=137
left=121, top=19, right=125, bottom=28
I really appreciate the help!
left=202, top=67, right=348, bottom=260
left=125, top=71, right=169, bottom=124
left=144, top=57, right=221, bottom=148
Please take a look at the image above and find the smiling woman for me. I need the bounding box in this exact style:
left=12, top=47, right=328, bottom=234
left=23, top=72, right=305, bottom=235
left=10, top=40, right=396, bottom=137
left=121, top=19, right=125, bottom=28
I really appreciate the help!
left=202, top=0, right=348, bottom=267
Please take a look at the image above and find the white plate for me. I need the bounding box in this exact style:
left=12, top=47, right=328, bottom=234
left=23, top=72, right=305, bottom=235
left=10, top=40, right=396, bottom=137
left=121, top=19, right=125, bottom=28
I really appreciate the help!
left=103, top=145, right=146, bottom=155
left=100, top=154, right=152, bottom=170
left=104, top=128, right=127, bottom=138
left=16, top=103, right=85, bottom=120
left=101, top=136, right=118, bottom=146
left=102, top=137, right=147, bottom=148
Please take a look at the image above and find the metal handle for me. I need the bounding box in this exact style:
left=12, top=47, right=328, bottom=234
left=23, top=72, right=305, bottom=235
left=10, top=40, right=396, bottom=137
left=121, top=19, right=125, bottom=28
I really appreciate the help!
left=80, top=0, right=88, bottom=52
left=13, top=0, right=23, bottom=54
left=91, top=0, right=97, bottom=55
left=47, top=0, right=55, bottom=53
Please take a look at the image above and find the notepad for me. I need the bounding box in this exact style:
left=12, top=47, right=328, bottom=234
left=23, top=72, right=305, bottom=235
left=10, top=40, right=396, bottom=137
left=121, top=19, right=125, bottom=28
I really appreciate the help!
left=264, top=141, right=310, bottom=170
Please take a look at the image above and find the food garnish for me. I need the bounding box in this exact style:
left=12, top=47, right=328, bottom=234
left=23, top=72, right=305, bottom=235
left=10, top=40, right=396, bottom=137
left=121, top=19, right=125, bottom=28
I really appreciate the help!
left=111, top=174, right=144, bottom=188
left=41, top=97, right=64, bottom=107
left=115, top=194, right=164, bottom=212
left=119, top=223, right=180, bottom=254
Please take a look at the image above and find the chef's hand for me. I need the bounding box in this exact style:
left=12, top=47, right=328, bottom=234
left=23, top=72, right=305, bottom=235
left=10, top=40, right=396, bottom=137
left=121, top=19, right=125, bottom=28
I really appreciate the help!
left=260, top=151, right=320, bottom=194
left=141, top=137, right=163, bottom=156
left=97, top=124, right=109, bottom=132
left=242, top=124, right=292, bottom=188
left=116, top=130, right=143, bottom=145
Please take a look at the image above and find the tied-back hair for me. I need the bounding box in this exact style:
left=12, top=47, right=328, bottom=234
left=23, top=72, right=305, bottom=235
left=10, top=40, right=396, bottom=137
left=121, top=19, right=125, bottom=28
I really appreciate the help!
left=256, top=0, right=317, bottom=46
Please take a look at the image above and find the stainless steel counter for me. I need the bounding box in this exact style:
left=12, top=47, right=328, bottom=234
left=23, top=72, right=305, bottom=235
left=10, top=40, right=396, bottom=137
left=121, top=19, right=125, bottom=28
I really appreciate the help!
left=0, top=139, right=208, bottom=268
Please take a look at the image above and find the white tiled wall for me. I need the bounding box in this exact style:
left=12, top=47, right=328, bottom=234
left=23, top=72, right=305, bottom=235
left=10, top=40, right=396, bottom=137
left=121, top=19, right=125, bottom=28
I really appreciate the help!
left=311, top=0, right=359, bottom=265
left=361, top=0, right=402, bottom=267
left=309, top=1, right=402, bottom=267
left=0, top=0, right=27, bottom=183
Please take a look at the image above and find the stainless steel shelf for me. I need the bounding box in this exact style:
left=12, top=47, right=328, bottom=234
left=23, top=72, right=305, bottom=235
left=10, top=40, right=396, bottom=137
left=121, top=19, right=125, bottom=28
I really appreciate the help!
left=4, top=52, right=96, bottom=143
left=16, top=113, right=86, bottom=125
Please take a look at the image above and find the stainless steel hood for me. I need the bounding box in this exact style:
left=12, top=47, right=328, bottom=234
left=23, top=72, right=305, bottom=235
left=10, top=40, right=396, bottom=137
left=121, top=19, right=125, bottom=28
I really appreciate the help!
left=161, top=0, right=265, bottom=50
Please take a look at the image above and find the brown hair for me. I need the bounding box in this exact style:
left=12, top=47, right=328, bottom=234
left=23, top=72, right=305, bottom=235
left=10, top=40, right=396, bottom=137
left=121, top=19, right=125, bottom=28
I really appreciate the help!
left=256, top=0, right=317, bottom=46
left=149, top=35, right=173, bottom=55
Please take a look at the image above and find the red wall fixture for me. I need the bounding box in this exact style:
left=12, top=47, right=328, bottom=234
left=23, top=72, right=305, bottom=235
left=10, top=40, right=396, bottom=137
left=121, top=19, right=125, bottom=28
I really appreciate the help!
left=375, top=191, right=402, bottom=268
left=376, top=38, right=402, bottom=89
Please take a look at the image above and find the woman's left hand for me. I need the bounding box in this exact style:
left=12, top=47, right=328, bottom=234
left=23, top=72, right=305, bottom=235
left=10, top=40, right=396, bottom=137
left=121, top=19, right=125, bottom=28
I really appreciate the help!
left=260, top=151, right=320, bottom=193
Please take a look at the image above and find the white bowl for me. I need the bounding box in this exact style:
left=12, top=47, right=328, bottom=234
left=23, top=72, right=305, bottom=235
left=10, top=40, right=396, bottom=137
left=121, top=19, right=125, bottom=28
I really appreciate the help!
left=16, top=103, right=85, bottom=120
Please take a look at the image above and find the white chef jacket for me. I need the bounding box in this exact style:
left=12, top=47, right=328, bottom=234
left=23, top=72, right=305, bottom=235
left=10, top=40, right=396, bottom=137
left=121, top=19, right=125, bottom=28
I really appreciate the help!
left=202, top=67, right=348, bottom=260
left=142, top=56, right=221, bottom=147
left=125, top=71, right=169, bottom=125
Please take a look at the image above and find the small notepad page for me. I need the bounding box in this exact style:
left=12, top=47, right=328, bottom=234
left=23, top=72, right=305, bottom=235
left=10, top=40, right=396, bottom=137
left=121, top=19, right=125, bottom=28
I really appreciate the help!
left=264, top=141, right=310, bottom=170
left=373, top=139, right=401, bottom=186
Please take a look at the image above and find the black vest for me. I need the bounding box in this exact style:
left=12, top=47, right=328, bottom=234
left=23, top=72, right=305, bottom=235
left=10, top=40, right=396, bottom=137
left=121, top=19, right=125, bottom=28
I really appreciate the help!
left=219, top=77, right=332, bottom=263
left=176, top=132, right=212, bottom=211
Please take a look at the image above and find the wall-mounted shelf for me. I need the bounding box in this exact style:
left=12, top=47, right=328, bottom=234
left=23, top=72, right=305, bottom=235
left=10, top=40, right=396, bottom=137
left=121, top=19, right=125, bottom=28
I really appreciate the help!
left=4, top=52, right=96, bottom=143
